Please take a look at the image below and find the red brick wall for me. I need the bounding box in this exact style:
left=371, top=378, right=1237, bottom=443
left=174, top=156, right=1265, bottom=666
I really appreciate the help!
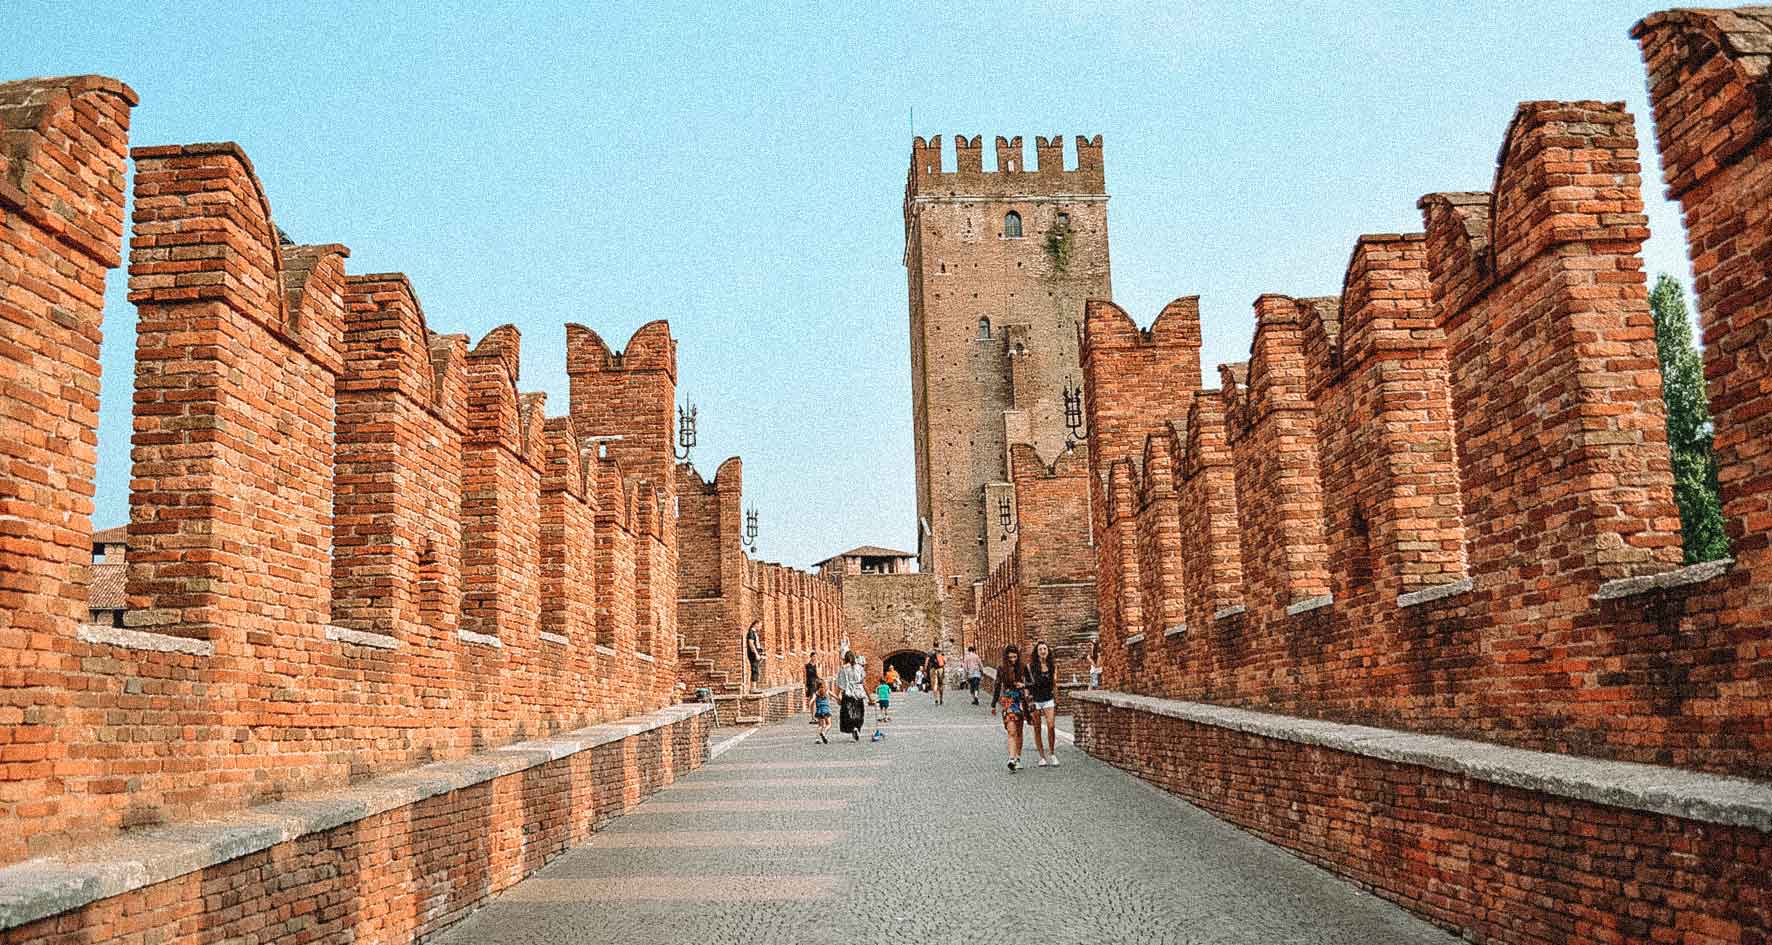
left=1, top=709, right=712, bottom=945
left=1080, top=96, right=1767, bottom=779
left=1636, top=9, right=1772, bottom=581
left=0, top=75, right=136, bottom=867
left=0, top=121, right=707, bottom=869
left=904, top=134, right=1111, bottom=642
left=1226, top=294, right=1333, bottom=622
left=1074, top=699, right=1766, bottom=945
left=976, top=444, right=1098, bottom=696
left=674, top=457, right=846, bottom=697
left=1079, top=297, right=1201, bottom=686
left=567, top=321, right=680, bottom=708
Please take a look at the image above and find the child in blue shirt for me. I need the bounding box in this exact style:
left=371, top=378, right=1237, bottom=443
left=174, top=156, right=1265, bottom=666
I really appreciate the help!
left=875, top=679, right=892, bottom=722
left=813, top=679, right=832, bottom=744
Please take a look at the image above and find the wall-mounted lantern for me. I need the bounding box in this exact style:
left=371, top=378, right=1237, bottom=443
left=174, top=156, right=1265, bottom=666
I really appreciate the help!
left=674, top=401, right=698, bottom=461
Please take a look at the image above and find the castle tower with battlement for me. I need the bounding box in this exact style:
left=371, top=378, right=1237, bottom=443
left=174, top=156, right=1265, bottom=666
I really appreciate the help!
left=903, top=134, right=1112, bottom=639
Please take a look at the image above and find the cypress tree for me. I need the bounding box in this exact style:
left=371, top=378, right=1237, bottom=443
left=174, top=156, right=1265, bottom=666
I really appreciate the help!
left=1648, top=274, right=1728, bottom=563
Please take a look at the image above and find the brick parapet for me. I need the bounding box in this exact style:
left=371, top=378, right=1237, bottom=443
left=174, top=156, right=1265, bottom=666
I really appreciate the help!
left=0, top=704, right=714, bottom=943
left=906, top=133, right=1105, bottom=199
left=1636, top=8, right=1772, bottom=578
left=1079, top=92, right=1768, bottom=780
left=1306, top=234, right=1467, bottom=609
left=1225, top=295, right=1332, bottom=623
left=1080, top=298, right=1201, bottom=685
left=1422, top=101, right=1683, bottom=592
left=0, top=75, right=135, bottom=867
left=674, top=456, right=845, bottom=698
left=975, top=444, right=1099, bottom=684
left=1074, top=693, right=1767, bottom=945
left=0, top=117, right=707, bottom=873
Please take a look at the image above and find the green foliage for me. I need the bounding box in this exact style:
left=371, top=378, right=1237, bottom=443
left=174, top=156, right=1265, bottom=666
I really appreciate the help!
left=1648, top=274, right=1729, bottom=563
left=1042, top=225, right=1072, bottom=273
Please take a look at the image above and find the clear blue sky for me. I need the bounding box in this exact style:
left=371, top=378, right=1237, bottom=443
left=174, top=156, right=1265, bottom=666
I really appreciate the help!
left=7, top=1, right=1691, bottom=570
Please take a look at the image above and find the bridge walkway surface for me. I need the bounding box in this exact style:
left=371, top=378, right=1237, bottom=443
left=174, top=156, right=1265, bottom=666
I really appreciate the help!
left=434, top=693, right=1458, bottom=945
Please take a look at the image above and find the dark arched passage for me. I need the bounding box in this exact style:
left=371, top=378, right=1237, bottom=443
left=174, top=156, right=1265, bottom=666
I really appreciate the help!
left=883, top=649, right=928, bottom=691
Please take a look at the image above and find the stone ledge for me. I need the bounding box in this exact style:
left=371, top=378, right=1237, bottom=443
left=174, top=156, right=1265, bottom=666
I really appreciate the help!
left=0, top=702, right=712, bottom=931
left=594, top=644, right=617, bottom=657
left=636, top=652, right=656, bottom=663
left=1594, top=558, right=1732, bottom=601
left=1285, top=595, right=1333, bottom=616
left=1213, top=605, right=1246, bottom=621
left=1163, top=624, right=1187, bottom=638
left=537, top=631, right=570, bottom=647
left=1072, top=690, right=1772, bottom=833
left=324, top=625, right=401, bottom=650
left=456, top=628, right=502, bottom=649
left=1122, top=633, right=1145, bottom=647
left=1396, top=577, right=1474, bottom=609
left=77, top=624, right=214, bottom=656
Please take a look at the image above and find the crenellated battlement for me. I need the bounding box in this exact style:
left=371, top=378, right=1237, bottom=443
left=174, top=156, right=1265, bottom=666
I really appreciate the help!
left=1081, top=83, right=1763, bottom=786
left=0, top=118, right=701, bottom=869
left=907, top=132, right=1105, bottom=198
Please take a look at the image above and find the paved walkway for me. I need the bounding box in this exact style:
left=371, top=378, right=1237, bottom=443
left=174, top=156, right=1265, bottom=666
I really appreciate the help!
left=436, top=694, right=1457, bottom=945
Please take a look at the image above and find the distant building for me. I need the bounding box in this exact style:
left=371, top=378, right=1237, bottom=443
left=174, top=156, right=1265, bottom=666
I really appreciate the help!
left=88, top=525, right=127, bottom=627
left=813, top=545, right=917, bottom=584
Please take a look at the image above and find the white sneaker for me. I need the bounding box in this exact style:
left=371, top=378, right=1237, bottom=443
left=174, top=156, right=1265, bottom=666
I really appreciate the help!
left=1049, top=754, right=1060, bottom=767
left=1037, top=756, right=1049, bottom=767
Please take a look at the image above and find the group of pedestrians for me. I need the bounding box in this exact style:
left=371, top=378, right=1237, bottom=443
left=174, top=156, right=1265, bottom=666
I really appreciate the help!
left=990, top=641, right=1060, bottom=771
left=791, top=632, right=1093, bottom=771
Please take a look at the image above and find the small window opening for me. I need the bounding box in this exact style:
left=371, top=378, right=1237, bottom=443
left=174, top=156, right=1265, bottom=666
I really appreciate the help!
left=1004, top=211, right=1023, bottom=238
left=1349, top=508, right=1374, bottom=589
left=1057, top=212, right=1070, bottom=229
left=978, top=317, right=991, bottom=340
left=418, top=541, right=446, bottom=624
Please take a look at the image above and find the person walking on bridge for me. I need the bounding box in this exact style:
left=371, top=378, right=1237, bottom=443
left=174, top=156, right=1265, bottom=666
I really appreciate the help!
left=990, top=644, right=1031, bottom=771
left=804, top=651, right=820, bottom=724
left=1028, top=641, right=1059, bottom=767
left=925, top=643, right=946, bottom=705
left=835, top=650, right=867, bottom=742
left=963, top=645, right=983, bottom=705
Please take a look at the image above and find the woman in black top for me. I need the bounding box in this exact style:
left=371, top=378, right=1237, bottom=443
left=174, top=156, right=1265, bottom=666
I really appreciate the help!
left=990, top=644, right=1031, bottom=772
left=1027, top=641, right=1059, bottom=767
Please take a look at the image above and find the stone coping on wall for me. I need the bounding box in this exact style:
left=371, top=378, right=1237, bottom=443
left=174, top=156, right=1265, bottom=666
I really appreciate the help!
left=1073, top=691, right=1772, bottom=833
left=0, top=702, right=712, bottom=931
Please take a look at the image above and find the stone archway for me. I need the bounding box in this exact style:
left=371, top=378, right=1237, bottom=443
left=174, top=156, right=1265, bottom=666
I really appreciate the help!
left=883, top=648, right=928, bottom=691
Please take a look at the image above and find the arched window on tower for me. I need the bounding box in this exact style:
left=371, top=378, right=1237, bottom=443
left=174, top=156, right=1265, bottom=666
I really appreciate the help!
left=978, top=317, right=991, bottom=340
left=1004, top=211, right=1023, bottom=238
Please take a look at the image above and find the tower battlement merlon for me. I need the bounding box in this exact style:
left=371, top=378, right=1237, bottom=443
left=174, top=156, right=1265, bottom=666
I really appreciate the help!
left=906, top=133, right=1107, bottom=199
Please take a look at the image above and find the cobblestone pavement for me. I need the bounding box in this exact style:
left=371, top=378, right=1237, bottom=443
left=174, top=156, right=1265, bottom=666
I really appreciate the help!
left=436, top=695, right=1457, bottom=945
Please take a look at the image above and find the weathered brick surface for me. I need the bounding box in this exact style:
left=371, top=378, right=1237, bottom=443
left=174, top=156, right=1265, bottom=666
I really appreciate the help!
left=1082, top=98, right=1765, bottom=778
left=1226, top=294, right=1334, bottom=622
left=1072, top=36, right=1772, bottom=945
left=904, top=134, right=1111, bottom=640
left=0, top=75, right=136, bottom=867
left=675, top=458, right=845, bottom=700
left=0, top=118, right=709, bottom=892
left=1, top=709, right=711, bottom=945
left=566, top=322, right=680, bottom=709
left=1636, top=8, right=1772, bottom=578
left=976, top=444, right=1097, bottom=700
left=1074, top=699, right=1767, bottom=945
left=832, top=571, right=939, bottom=679
left=1079, top=297, right=1201, bottom=689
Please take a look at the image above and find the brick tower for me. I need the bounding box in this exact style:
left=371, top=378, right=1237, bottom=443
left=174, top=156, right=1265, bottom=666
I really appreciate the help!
left=903, top=134, right=1112, bottom=640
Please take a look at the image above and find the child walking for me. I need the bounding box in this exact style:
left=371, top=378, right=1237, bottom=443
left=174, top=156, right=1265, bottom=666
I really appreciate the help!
left=875, top=677, right=893, bottom=722
left=813, top=679, right=832, bottom=744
